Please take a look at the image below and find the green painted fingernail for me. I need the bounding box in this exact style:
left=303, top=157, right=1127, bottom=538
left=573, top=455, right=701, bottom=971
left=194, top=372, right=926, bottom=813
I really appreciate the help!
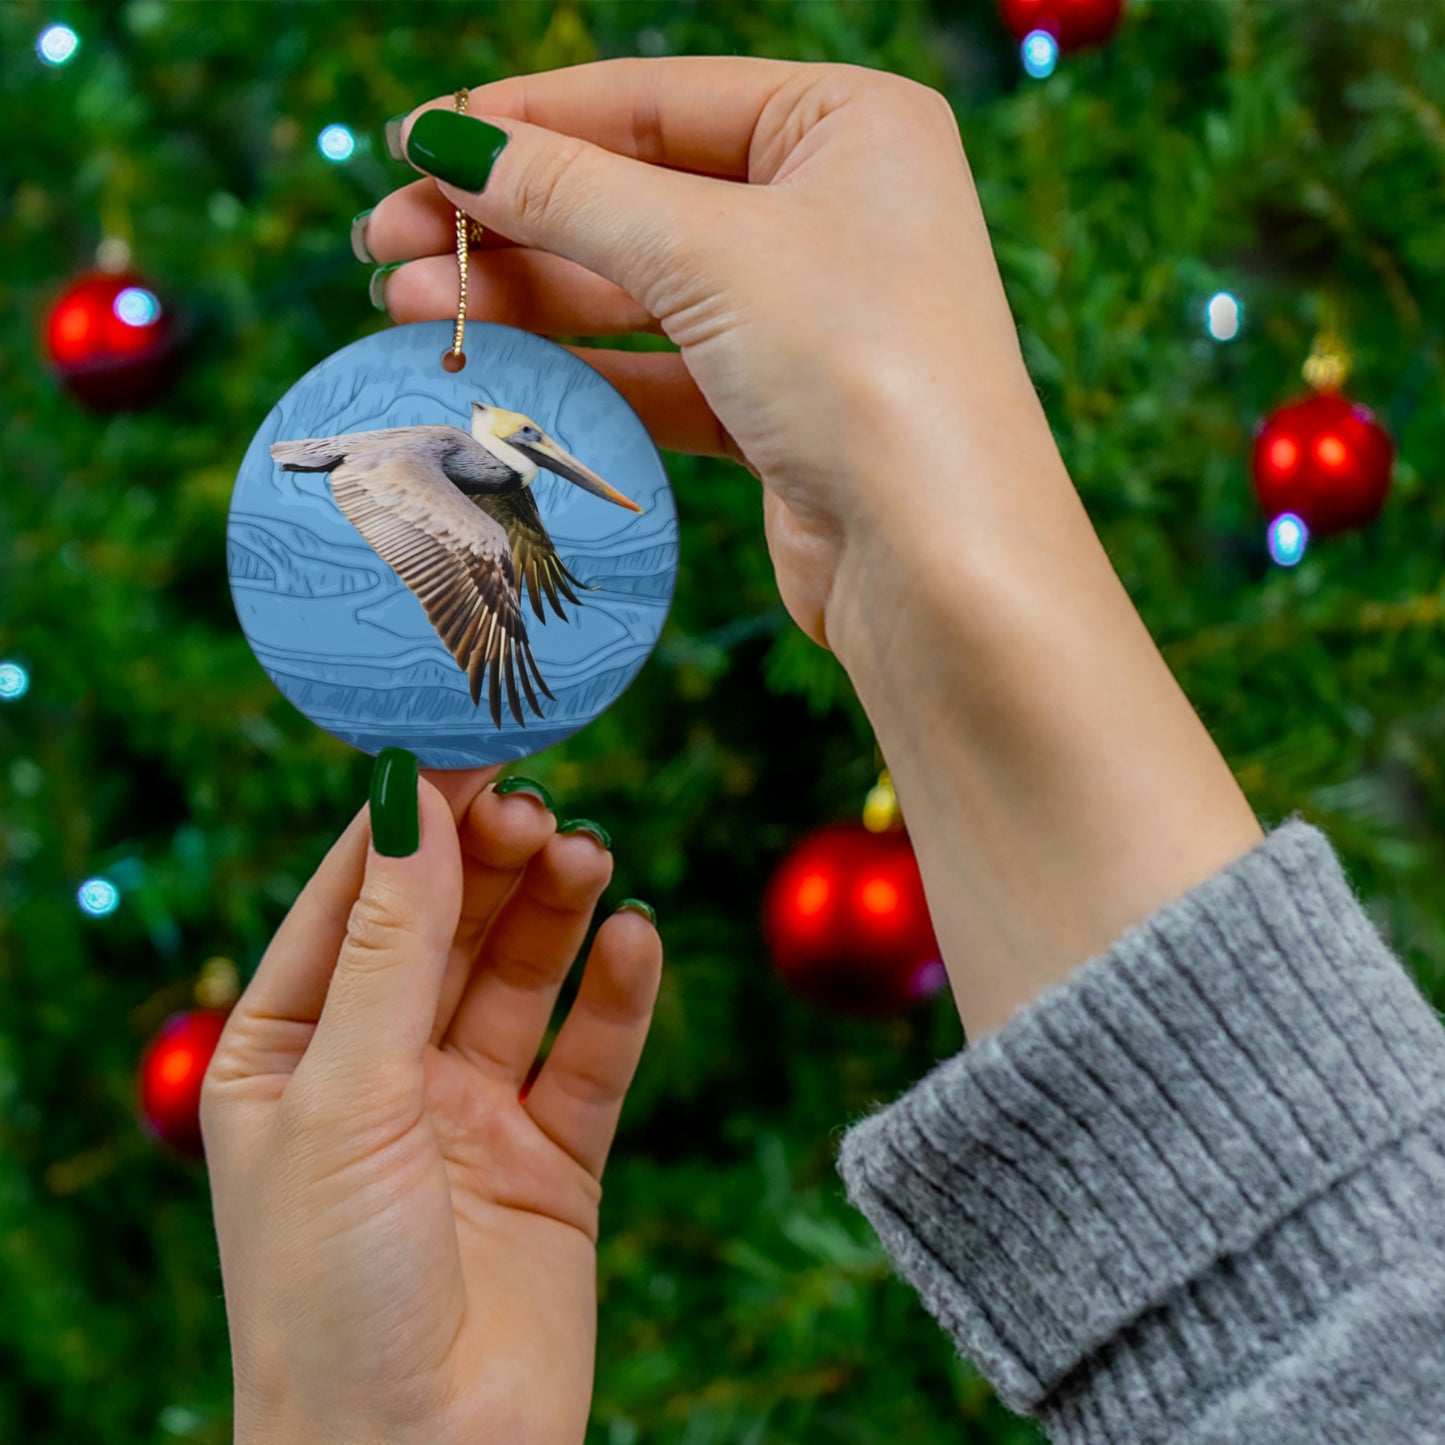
left=617, top=898, right=656, bottom=925
left=370, top=748, right=419, bottom=857
left=558, top=818, right=612, bottom=851
left=384, top=113, right=408, bottom=162
left=350, top=208, right=375, bottom=264
left=405, top=110, right=510, bottom=192
left=494, top=775, right=556, bottom=811
left=368, top=261, right=403, bottom=311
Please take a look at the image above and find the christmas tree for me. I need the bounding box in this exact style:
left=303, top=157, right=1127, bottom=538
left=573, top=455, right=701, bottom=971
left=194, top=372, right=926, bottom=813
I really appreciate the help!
left=3, top=3, right=1443, bottom=1442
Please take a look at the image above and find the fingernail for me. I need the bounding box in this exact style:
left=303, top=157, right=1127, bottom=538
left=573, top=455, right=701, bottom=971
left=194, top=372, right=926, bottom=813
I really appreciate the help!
left=405, top=110, right=510, bottom=192
left=384, top=113, right=408, bottom=162
left=494, top=775, right=556, bottom=812
left=368, top=261, right=403, bottom=311
left=617, top=898, right=656, bottom=926
left=370, top=747, right=419, bottom=857
left=350, top=208, right=375, bottom=263
left=558, top=818, right=612, bottom=851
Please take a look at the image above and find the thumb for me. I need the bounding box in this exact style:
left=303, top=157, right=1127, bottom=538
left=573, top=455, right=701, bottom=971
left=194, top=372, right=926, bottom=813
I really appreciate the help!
left=397, top=106, right=729, bottom=311
left=301, top=750, right=463, bottom=1087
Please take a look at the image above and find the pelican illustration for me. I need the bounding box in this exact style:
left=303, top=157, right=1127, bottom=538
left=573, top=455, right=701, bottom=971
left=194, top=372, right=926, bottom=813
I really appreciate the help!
left=270, top=403, right=642, bottom=728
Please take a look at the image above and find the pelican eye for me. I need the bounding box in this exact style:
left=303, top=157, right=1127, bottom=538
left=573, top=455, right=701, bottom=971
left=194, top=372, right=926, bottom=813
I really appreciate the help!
left=513, top=426, right=542, bottom=445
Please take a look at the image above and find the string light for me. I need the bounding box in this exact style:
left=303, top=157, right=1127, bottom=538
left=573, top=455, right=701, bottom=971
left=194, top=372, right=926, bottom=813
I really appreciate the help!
left=0, top=661, right=29, bottom=701
left=1267, top=512, right=1309, bottom=568
left=37, top=24, right=79, bottom=66
left=317, top=124, right=356, bottom=162
left=113, top=287, right=162, bottom=328
left=1021, top=30, right=1060, bottom=78
left=77, top=878, right=121, bottom=917
left=1205, top=291, right=1242, bottom=342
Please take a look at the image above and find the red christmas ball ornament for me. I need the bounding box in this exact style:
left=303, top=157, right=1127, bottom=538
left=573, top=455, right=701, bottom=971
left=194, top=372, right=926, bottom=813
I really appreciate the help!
left=764, top=822, right=945, bottom=1016
left=998, top=0, right=1124, bottom=50
left=44, top=269, right=180, bottom=410
left=1251, top=392, right=1394, bottom=538
left=137, top=1008, right=230, bottom=1157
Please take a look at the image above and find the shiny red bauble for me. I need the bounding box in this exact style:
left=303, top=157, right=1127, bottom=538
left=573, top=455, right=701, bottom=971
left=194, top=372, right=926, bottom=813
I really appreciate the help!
left=763, top=823, right=945, bottom=1016
left=44, top=270, right=179, bottom=410
left=1251, top=392, right=1394, bottom=538
left=998, top=0, right=1124, bottom=49
left=137, top=1009, right=230, bottom=1157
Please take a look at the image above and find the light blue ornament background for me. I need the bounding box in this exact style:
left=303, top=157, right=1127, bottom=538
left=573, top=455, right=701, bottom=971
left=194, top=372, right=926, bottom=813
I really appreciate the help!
left=228, top=321, right=678, bottom=768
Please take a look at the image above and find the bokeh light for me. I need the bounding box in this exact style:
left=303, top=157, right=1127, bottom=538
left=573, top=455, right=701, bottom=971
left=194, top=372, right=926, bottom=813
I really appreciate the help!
left=0, top=661, right=29, bottom=700
left=37, top=24, right=79, bottom=66
left=1205, top=291, right=1242, bottom=341
left=78, top=877, right=121, bottom=917
left=318, top=124, right=356, bottom=162
left=793, top=872, right=831, bottom=918
left=114, top=287, right=162, bottom=328
left=1267, top=512, right=1309, bottom=567
left=1021, top=30, right=1059, bottom=79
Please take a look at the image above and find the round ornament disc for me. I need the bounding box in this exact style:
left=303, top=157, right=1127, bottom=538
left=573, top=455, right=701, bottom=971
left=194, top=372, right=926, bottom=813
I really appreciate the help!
left=228, top=320, right=678, bottom=768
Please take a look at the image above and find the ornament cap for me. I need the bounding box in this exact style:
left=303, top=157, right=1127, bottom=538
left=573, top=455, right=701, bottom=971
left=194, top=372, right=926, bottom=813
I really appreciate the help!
left=863, top=768, right=901, bottom=832
left=194, top=955, right=240, bottom=1010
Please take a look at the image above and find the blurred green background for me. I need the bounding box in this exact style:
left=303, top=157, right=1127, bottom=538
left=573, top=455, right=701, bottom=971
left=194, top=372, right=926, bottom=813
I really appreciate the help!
left=2, top=2, right=1444, bottom=1441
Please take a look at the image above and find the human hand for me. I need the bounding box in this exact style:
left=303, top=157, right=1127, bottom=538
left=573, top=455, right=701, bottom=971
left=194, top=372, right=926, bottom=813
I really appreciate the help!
left=359, top=59, right=1260, bottom=1045
left=202, top=757, right=661, bottom=1445
left=360, top=56, right=1061, bottom=661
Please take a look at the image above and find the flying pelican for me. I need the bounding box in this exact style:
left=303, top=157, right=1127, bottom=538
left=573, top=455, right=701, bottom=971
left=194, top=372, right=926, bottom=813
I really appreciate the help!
left=270, top=403, right=642, bottom=729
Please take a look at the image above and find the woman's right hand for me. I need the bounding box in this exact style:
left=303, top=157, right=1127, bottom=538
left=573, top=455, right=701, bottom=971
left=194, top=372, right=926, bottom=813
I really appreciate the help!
left=360, top=57, right=1065, bottom=661
left=362, top=58, right=1263, bottom=1043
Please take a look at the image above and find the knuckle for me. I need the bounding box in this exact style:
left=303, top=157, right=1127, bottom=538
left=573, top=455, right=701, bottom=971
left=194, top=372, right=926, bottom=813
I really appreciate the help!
left=856, top=70, right=959, bottom=135
left=341, top=892, right=410, bottom=968
left=513, top=136, right=591, bottom=231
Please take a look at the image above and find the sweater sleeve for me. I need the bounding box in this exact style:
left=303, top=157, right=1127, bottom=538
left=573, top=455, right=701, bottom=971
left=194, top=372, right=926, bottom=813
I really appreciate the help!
left=835, top=817, right=1445, bottom=1444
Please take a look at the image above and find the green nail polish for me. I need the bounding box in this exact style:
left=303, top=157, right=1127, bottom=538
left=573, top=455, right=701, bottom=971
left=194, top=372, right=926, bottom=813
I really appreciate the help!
left=368, top=261, right=403, bottom=311
left=384, top=113, right=408, bottom=162
left=558, top=818, right=612, bottom=851
left=617, top=898, right=656, bottom=926
left=370, top=748, right=419, bottom=857
left=494, top=775, right=556, bottom=811
left=405, top=110, right=509, bottom=192
left=350, top=208, right=375, bottom=264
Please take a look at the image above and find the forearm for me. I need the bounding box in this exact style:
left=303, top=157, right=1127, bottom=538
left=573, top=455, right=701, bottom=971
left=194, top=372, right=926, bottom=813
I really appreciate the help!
left=826, top=377, right=1262, bottom=1040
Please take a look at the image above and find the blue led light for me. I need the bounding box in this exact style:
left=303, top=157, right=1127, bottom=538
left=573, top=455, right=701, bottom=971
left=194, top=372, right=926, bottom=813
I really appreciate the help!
left=78, top=877, right=121, bottom=917
left=1022, top=30, right=1059, bottom=79
left=318, top=124, right=357, bottom=162
left=0, top=661, right=28, bottom=701
left=1267, top=512, right=1309, bottom=567
left=1205, top=291, right=1242, bottom=342
left=38, top=24, right=79, bottom=66
left=114, top=287, right=161, bottom=328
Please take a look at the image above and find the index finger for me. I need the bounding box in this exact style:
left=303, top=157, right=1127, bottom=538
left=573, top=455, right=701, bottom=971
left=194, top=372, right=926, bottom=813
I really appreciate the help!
left=403, top=55, right=809, bottom=180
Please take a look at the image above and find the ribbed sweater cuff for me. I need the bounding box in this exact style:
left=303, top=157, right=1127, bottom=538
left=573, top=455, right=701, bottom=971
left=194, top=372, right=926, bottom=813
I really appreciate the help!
left=835, top=817, right=1445, bottom=1425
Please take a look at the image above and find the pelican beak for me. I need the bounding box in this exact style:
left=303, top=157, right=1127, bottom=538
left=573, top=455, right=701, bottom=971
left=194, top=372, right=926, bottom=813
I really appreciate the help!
left=515, top=436, right=643, bottom=513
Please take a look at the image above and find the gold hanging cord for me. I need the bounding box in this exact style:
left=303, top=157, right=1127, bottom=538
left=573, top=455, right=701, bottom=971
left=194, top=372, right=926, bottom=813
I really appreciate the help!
left=442, top=88, right=486, bottom=373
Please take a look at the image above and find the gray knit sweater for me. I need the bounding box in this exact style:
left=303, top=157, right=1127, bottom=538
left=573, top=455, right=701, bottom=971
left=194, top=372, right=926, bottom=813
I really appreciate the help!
left=836, top=817, right=1445, bottom=1443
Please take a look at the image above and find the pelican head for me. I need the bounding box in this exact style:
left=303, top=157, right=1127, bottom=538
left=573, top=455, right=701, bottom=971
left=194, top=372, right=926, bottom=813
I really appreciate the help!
left=470, top=402, right=642, bottom=512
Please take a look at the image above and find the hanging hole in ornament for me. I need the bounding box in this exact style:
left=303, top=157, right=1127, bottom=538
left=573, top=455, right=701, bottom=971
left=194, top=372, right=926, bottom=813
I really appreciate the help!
left=441, top=350, right=466, bottom=373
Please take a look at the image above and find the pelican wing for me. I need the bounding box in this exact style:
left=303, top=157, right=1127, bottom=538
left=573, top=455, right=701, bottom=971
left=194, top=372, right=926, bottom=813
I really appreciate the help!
left=325, top=447, right=554, bottom=728
left=475, top=486, right=593, bottom=625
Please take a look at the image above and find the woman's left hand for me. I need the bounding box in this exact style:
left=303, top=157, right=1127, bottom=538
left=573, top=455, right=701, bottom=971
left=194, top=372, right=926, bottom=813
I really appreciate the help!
left=201, top=761, right=662, bottom=1445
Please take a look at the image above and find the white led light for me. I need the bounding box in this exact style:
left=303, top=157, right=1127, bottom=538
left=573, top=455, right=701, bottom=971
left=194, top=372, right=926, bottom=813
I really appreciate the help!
left=1205, top=291, right=1243, bottom=342
left=114, top=287, right=161, bottom=327
left=38, top=24, right=79, bottom=66
left=0, top=661, right=29, bottom=700
left=1267, top=512, right=1308, bottom=567
left=78, top=877, right=121, bottom=917
left=318, top=124, right=357, bottom=162
left=1022, top=30, right=1059, bottom=80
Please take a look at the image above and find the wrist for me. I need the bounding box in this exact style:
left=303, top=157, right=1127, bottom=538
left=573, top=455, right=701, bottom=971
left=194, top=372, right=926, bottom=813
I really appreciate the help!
left=822, top=398, right=1262, bottom=1039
